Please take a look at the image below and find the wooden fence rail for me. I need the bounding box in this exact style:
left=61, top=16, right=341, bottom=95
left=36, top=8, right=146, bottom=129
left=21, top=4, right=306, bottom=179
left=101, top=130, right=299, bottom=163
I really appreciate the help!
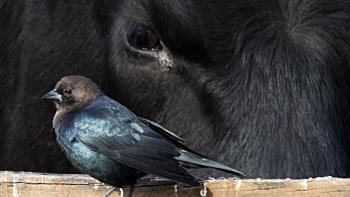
left=1, top=171, right=350, bottom=196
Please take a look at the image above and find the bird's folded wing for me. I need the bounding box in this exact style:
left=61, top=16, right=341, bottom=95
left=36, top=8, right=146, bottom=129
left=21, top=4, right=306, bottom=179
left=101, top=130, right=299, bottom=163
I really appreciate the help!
left=74, top=105, right=197, bottom=185
left=76, top=132, right=197, bottom=184
left=139, top=117, right=186, bottom=144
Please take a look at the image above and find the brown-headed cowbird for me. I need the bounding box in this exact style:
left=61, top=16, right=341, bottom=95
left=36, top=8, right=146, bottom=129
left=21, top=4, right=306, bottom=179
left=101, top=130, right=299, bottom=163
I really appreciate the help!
left=42, top=75, right=245, bottom=195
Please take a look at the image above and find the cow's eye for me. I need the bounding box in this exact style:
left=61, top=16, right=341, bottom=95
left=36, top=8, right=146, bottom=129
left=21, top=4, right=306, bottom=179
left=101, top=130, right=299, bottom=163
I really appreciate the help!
left=127, top=24, right=162, bottom=51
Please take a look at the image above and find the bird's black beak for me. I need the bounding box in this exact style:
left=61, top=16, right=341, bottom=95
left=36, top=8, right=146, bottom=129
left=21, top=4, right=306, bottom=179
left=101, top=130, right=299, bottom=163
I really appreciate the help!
left=41, top=89, right=63, bottom=103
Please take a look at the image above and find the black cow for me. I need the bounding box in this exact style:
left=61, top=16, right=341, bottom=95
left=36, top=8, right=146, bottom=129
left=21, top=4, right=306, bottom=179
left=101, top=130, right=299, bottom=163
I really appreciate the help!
left=1, top=0, right=350, bottom=179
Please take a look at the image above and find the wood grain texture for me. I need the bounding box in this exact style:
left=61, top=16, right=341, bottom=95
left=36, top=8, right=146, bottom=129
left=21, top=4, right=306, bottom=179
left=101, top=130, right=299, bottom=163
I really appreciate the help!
left=1, top=171, right=350, bottom=197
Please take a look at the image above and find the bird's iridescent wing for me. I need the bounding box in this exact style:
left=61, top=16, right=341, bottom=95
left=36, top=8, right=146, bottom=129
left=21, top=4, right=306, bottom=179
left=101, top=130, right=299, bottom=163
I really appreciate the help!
left=74, top=99, right=198, bottom=186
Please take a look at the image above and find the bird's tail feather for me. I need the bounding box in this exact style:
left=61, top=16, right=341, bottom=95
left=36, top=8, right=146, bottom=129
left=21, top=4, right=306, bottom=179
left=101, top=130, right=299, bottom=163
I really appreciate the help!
left=175, top=150, right=246, bottom=177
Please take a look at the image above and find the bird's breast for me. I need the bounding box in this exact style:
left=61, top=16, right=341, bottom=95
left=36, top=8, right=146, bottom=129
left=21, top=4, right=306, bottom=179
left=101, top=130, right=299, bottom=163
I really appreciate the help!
left=56, top=135, right=143, bottom=187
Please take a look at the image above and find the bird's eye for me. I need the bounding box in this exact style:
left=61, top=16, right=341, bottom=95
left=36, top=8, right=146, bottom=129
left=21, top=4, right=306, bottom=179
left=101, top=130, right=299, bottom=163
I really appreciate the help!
left=63, top=88, right=72, bottom=97
left=127, top=24, right=162, bottom=51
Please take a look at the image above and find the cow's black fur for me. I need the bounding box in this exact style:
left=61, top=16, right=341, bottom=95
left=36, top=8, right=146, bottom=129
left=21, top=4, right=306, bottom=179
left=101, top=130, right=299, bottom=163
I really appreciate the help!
left=1, top=0, right=350, bottom=178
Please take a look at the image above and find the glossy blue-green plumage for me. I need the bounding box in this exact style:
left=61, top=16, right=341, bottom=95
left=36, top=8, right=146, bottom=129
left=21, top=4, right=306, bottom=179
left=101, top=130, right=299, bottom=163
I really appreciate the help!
left=54, top=95, right=197, bottom=186
left=55, top=97, right=146, bottom=186
left=54, top=94, right=244, bottom=187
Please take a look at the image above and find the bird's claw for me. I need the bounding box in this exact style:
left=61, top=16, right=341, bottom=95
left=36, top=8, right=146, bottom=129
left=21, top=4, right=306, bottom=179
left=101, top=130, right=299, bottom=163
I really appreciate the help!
left=103, top=187, right=119, bottom=197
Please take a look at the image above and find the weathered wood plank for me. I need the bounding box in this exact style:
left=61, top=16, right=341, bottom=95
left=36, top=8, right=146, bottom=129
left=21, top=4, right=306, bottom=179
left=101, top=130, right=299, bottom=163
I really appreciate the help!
left=1, top=171, right=350, bottom=197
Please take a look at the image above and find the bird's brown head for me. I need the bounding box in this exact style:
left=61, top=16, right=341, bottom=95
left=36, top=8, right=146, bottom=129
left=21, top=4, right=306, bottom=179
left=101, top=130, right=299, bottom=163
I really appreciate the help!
left=42, top=75, right=102, bottom=124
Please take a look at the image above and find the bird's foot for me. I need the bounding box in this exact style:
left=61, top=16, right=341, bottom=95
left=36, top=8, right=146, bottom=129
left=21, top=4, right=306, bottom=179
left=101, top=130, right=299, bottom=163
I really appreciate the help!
left=103, top=187, right=121, bottom=197
left=103, top=186, right=135, bottom=197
